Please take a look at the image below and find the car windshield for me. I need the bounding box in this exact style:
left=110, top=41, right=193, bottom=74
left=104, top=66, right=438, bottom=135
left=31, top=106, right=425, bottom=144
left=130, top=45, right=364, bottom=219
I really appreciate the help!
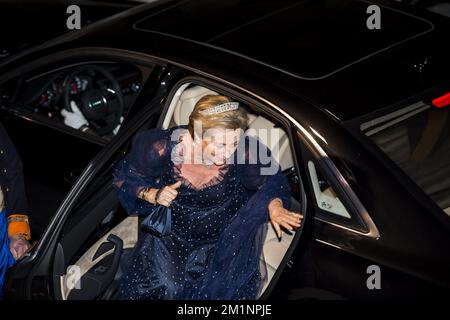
left=360, top=95, right=450, bottom=217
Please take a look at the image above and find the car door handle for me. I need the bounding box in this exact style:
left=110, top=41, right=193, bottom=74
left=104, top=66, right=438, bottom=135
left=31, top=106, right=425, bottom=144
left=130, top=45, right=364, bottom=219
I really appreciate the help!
left=97, top=234, right=123, bottom=295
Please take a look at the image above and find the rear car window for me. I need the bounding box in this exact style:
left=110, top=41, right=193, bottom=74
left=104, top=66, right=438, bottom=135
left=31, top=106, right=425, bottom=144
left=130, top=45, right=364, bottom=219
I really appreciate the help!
left=361, top=95, right=450, bottom=217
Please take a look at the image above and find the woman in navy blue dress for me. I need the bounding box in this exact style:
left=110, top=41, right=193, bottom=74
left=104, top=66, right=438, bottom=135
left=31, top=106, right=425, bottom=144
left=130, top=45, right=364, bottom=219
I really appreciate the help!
left=113, top=95, right=302, bottom=299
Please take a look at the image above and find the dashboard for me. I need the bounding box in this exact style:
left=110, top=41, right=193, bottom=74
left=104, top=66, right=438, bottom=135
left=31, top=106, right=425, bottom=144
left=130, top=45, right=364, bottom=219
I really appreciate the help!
left=0, top=62, right=145, bottom=143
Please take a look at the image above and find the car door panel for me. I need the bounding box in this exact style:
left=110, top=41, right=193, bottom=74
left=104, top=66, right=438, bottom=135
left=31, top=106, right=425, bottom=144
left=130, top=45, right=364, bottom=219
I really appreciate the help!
left=61, top=218, right=137, bottom=300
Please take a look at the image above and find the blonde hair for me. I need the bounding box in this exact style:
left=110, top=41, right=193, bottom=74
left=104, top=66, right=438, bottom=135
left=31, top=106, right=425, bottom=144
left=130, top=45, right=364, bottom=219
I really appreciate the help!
left=188, top=94, right=249, bottom=138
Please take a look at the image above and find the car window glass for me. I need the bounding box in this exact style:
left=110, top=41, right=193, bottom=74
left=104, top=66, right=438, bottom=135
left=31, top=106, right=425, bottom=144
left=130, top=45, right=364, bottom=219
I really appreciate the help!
left=361, top=98, right=450, bottom=217
left=308, top=161, right=351, bottom=219
left=1, top=61, right=150, bottom=144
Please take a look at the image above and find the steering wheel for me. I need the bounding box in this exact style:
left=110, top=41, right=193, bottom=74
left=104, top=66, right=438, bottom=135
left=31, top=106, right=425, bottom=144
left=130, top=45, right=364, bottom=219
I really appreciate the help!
left=63, top=65, right=124, bottom=136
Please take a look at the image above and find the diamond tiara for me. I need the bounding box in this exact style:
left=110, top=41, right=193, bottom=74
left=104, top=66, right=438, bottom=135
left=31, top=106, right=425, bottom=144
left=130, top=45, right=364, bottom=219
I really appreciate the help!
left=198, top=102, right=239, bottom=115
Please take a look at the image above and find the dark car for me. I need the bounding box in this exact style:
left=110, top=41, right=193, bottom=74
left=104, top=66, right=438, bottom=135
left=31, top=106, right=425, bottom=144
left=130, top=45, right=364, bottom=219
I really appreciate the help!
left=0, top=0, right=449, bottom=300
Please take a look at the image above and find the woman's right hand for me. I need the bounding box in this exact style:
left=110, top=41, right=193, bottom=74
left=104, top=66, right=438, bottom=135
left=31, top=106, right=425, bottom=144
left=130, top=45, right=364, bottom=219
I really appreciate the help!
left=146, top=181, right=182, bottom=207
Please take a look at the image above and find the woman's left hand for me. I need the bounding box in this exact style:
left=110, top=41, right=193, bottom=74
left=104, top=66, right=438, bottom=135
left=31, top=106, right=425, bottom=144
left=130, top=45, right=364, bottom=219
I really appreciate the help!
left=268, top=199, right=303, bottom=239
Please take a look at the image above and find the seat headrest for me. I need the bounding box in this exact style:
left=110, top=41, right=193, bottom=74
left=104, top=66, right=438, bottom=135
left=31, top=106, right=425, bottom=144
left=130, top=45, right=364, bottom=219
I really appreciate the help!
left=173, top=86, right=218, bottom=125
left=246, top=116, right=294, bottom=170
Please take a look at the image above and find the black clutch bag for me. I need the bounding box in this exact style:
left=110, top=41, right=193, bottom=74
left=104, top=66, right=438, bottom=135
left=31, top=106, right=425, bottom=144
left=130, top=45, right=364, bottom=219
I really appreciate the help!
left=141, top=204, right=172, bottom=237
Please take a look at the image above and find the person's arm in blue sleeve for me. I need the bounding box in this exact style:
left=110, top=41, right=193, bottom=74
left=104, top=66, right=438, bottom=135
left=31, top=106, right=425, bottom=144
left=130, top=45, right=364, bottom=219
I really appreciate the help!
left=236, top=135, right=292, bottom=222
left=112, top=128, right=169, bottom=215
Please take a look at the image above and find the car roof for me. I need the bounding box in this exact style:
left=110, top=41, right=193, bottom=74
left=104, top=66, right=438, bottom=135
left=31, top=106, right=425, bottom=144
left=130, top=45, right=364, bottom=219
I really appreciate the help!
left=2, top=0, right=449, bottom=122
left=134, top=0, right=432, bottom=80
left=128, top=0, right=450, bottom=122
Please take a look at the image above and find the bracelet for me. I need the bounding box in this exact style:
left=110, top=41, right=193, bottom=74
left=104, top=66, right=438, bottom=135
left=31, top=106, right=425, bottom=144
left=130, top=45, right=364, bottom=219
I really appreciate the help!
left=138, top=187, right=151, bottom=200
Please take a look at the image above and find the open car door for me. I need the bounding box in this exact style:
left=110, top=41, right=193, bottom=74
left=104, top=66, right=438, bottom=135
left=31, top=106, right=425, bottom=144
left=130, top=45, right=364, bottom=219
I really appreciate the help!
left=49, top=74, right=311, bottom=300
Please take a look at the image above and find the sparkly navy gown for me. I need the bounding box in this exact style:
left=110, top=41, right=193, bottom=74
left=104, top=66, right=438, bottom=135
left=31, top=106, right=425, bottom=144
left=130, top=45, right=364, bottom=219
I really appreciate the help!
left=113, top=125, right=291, bottom=300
